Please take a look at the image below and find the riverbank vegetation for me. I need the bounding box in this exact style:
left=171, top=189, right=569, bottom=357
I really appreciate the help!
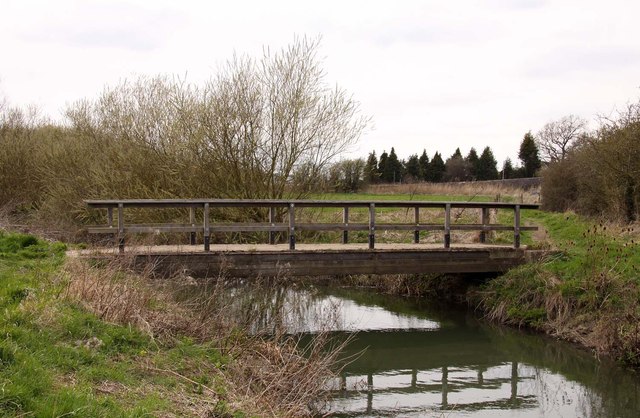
left=540, top=102, right=640, bottom=223
left=0, top=230, right=344, bottom=416
left=474, top=210, right=640, bottom=366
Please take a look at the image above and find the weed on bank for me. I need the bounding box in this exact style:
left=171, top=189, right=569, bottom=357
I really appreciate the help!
left=474, top=211, right=640, bottom=365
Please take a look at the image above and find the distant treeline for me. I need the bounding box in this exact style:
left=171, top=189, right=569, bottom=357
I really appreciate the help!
left=325, top=133, right=541, bottom=193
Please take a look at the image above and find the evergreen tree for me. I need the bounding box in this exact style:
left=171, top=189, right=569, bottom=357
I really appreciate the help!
left=444, top=147, right=470, bottom=181
left=383, top=147, right=402, bottom=183
left=404, top=154, right=421, bottom=181
left=465, top=148, right=479, bottom=180
left=426, top=152, right=445, bottom=182
left=501, top=158, right=514, bottom=179
left=364, top=151, right=379, bottom=184
left=444, top=154, right=469, bottom=181
left=418, top=149, right=429, bottom=181
left=477, top=146, right=499, bottom=180
left=518, top=132, right=542, bottom=177
left=378, top=150, right=388, bottom=182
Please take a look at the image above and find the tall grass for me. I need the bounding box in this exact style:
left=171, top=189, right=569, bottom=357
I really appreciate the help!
left=472, top=211, right=640, bottom=365
left=64, top=257, right=350, bottom=416
left=0, top=229, right=349, bottom=416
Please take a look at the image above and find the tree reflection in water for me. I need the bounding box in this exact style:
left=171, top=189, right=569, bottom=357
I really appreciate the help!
left=186, top=280, right=640, bottom=417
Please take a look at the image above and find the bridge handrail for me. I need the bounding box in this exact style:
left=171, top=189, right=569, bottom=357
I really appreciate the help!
left=84, top=199, right=539, bottom=253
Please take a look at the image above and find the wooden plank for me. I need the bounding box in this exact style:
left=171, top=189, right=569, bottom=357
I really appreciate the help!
left=296, top=223, right=369, bottom=231
left=119, top=225, right=200, bottom=233
left=85, top=198, right=540, bottom=210
left=88, top=227, right=119, bottom=234
left=209, top=224, right=288, bottom=232
left=86, top=223, right=469, bottom=234
left=119, top=248, right=531, bottom=278
left=450, top=224, right=513, bottom=231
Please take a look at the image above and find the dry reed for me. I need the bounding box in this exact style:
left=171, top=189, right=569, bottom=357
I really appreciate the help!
left=62, top=256, right=349, bottom=416
left=366, top=181, right=541, bottom=204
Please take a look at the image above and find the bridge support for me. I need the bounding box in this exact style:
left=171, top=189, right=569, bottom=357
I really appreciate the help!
left=204, top=203, right=210, bottom=252
left=368, top=203, right=375, bottom=249
left=289, top=203, right=296, bottom=250
left=444, top=203, right=451, bottom=249
left=117, top=203, right=124, bottom=254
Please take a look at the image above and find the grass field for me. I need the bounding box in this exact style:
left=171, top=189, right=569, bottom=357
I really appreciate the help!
left=0, top=230, right=339, bottom=417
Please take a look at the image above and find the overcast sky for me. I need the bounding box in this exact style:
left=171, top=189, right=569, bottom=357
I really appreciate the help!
left=2, top=0, right=639, bottom=164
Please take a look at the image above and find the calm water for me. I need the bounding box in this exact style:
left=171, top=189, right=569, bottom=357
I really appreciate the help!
left=248, top=285, right=640, bottom=418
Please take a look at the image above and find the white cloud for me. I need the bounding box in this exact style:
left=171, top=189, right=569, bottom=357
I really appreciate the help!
left=1, top=0, right=639, bottom=164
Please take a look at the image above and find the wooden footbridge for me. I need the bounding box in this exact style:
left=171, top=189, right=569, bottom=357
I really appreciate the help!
left=82, top=199, right=541, bottom=278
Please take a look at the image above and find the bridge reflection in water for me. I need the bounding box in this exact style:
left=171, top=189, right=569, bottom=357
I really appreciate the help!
left=331, top=362, right=530, bottom=416
left=286, top=287, right=640, bottom=418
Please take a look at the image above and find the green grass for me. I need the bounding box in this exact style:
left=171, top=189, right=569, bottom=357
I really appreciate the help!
left=312, top=192, right=495, bottom=202
left=0, top=231, right=236, bottom=417
left=474, top=210, right=640, bottom=365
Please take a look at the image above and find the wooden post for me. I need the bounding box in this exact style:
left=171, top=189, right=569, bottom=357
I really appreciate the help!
left=414, top=207, right=420, bottom=244
left=444, top=203, right=451, bottom=249
left=269, top=206, right=276, bottom=245
left=204, top=203, right=210, bottom=252
left=107, top=207, right=114, bottom=246
left=367, top=373, right=374, bottom=414
left=514, top=204, right=521, bottom=248
left=342, top=206, right=349, bottom=244
left=480, top=207, right=489, bottom=243
left=368, top=203, right=375, bottom=249
left=189, top=207, right=196, bottom=245
left=117, top=203, right=124, bottom=254
left=511, top=361, right=518, bottom=403
left=289, top=203, right=296, bottom=250
left=442, top=365, right=449, bottom=408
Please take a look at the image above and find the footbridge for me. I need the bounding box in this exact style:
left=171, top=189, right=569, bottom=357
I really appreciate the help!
left=82, top=199, right=541, bottom=278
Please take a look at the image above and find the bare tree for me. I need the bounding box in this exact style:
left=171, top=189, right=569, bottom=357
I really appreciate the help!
left=196, top=37, right=369, bottom=200
left=535, top=115, right=587, bottom=163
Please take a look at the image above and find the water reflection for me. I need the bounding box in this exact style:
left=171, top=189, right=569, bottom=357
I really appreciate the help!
left=310, top=287, right=640, bottom=417
left=202, top=282, right=640, bottom=417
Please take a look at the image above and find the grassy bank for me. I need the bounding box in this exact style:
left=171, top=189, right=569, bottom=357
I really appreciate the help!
left=0, top=230, right=341, bottom=417
left=472, top=211, right=640, bottom=366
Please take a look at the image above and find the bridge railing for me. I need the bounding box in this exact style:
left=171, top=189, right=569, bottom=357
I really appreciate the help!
left=84, top=199, right=539, bottom=253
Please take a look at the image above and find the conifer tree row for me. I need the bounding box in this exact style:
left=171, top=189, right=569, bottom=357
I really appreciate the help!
left=361, top=135, right=540, bottom=184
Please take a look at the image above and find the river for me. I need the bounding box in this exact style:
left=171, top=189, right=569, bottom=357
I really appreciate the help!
left=230, top=282, right=640, bottom=417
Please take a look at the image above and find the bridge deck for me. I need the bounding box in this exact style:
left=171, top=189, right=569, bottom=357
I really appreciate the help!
left=74, top=243, right=542, bottom=278
left=73, top=242, right=521, bottom=255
